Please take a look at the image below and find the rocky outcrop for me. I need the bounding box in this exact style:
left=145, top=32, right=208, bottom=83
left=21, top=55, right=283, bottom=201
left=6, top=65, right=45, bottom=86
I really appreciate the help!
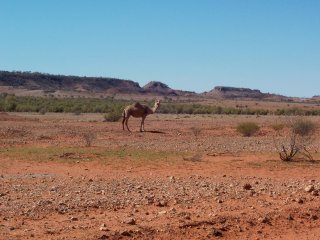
left=143, top=81, right=178, bottom=96
left=0, top=71, right=144, bottom=94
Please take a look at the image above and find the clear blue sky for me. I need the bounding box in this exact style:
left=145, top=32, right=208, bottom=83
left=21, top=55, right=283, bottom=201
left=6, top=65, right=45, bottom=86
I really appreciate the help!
left=1, top=0, right=319, bottom=97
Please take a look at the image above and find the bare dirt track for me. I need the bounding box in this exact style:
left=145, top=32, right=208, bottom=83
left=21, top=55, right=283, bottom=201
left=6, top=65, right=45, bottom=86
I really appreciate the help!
left=0, top=113, right=320, bottom=240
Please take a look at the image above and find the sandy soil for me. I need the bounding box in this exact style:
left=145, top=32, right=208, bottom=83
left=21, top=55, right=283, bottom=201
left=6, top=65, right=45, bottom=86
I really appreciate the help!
left=0, top=113, right=320, bottom=240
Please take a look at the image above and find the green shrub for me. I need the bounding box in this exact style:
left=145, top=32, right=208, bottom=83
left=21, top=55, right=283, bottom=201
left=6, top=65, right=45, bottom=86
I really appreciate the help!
left=39, top=108, right=47, bottom=115
left=104, top=110, right=123, bottom=122
left=237, top=122, right=260, bottom=137
left=271, top=123, right=285, bottom=132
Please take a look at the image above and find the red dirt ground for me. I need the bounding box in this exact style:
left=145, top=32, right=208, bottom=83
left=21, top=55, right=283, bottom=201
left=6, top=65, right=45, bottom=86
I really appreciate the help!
left=1, top=113, right=319, bottom=240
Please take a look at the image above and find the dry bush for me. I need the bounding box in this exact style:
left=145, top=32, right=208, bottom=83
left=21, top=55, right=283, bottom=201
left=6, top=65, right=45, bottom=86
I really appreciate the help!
left=82, top=132, right=96, bottom=147
left=104, top=111, right=122, bottom=122
left=237, top=122, right=260, bottom=137
left=190, top=127, right=202, bottom=137
left=183, top=153, right=202, bottom=162
left=274, top=118, right=317, bottom=161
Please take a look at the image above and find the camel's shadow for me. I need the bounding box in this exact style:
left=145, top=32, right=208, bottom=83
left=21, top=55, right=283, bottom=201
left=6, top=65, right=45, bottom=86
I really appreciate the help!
left=144, top=130, right=166, bottom=134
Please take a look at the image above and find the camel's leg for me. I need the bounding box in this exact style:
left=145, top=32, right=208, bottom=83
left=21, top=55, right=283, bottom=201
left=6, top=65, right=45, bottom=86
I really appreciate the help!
left=125, top=116, right=131, bottom=132
left=140, top=116, right=146, bottom=132
left=122, top=112, right=126, bottom=130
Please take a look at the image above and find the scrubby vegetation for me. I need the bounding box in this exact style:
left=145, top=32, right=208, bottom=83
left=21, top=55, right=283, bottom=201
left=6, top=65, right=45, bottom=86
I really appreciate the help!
left=236, top=122, right=260, bottom=137
left=0, top=93, right=128, bottom=114
left=104, top=110, right=123, bottom=122
left=1, top=93, right=320, bottom=116
left=274, top=118, right=318, bottom=161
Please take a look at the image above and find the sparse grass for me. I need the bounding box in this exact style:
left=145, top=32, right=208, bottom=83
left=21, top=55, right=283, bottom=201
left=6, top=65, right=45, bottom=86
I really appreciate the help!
left=0, top=146, right=183, bottom=166
left=190, top=127, right=202, bottom=137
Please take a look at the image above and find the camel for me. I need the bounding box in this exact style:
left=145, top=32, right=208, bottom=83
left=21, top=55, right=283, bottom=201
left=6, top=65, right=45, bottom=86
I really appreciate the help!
left=122, top=100, right=161, bottom=132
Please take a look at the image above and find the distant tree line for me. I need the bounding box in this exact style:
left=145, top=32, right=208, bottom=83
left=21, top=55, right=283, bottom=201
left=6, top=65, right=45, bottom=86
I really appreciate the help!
left=0, top=94, right=320, bottom=116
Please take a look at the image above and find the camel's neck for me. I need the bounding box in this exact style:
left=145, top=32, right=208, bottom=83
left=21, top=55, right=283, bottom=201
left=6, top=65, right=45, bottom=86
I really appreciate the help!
left=151, top=104, right=159, bottom=113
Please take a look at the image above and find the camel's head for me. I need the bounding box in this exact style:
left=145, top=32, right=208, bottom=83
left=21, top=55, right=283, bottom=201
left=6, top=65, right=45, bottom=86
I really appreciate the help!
left=155, top=99, right=161, bottom=108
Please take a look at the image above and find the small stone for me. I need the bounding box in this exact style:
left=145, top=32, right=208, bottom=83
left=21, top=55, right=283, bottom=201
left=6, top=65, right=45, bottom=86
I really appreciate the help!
left=158, top=210, right=167, bottom=215
left=217, top=199, right=223, bottom=204
left=210, top=228, right=223, bottom=237
left=259, top=216, right=270, bottom=224
left=120, top=230, right=131, bottom=236
left=124, top=218, right=136, bottom=225
left=304, top=185, right=314, bottom=192
left=296, top=198, right=304, bottom=204
left=169, top=176, right=176, bottom=183
left=99, top=234, right=109, bottom=239
left=311, top=190, right=319, bottom=196
left=287, top=214, right=294, bottom=221
left=156, top=200, right=167, bottom=207
left=311, top=215, right=318, bottom=220
left=70, top=217, right=78, bottom=221
left=99, top=224, right=109, bottom=231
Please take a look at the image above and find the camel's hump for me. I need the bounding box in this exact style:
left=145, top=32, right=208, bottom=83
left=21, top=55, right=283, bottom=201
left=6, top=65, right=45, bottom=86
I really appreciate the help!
left=133, top=102, right=143, bottom=108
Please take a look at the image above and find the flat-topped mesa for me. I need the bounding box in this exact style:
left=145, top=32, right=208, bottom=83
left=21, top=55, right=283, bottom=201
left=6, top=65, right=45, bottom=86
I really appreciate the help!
left=205, top=86, right=266, bottom=99
left=214, top=86, right=262, bottom=93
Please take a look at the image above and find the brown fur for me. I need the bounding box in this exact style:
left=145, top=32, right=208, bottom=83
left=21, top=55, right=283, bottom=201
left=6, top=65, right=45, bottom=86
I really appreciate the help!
left=122, top=100, right=160, bottom=132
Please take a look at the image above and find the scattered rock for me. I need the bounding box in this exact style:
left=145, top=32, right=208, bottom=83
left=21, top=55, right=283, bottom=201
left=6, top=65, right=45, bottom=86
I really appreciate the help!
left=156, top=200, right=167, bottom=207
left=99, top=234, right=109, bottom=239
left=158, top=210, right=167, bottom=215
left=169, top=176, right=176, bottom=183
left=124, top=218, right=136, bottom=225
left=311, top=215, right=318, bottom=220
left=296, top=198, right=304, bottom=204
left=210, top=228, right=223, bottom=237
left=304, top=185, right=314, bottom=192
left=99, top=224, right=109, bottom=231
left=120, top=230, right=131, bottom=236
left=287, top=214, right=294, bottom=221
left=259, top=216, right=270, bottom=224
